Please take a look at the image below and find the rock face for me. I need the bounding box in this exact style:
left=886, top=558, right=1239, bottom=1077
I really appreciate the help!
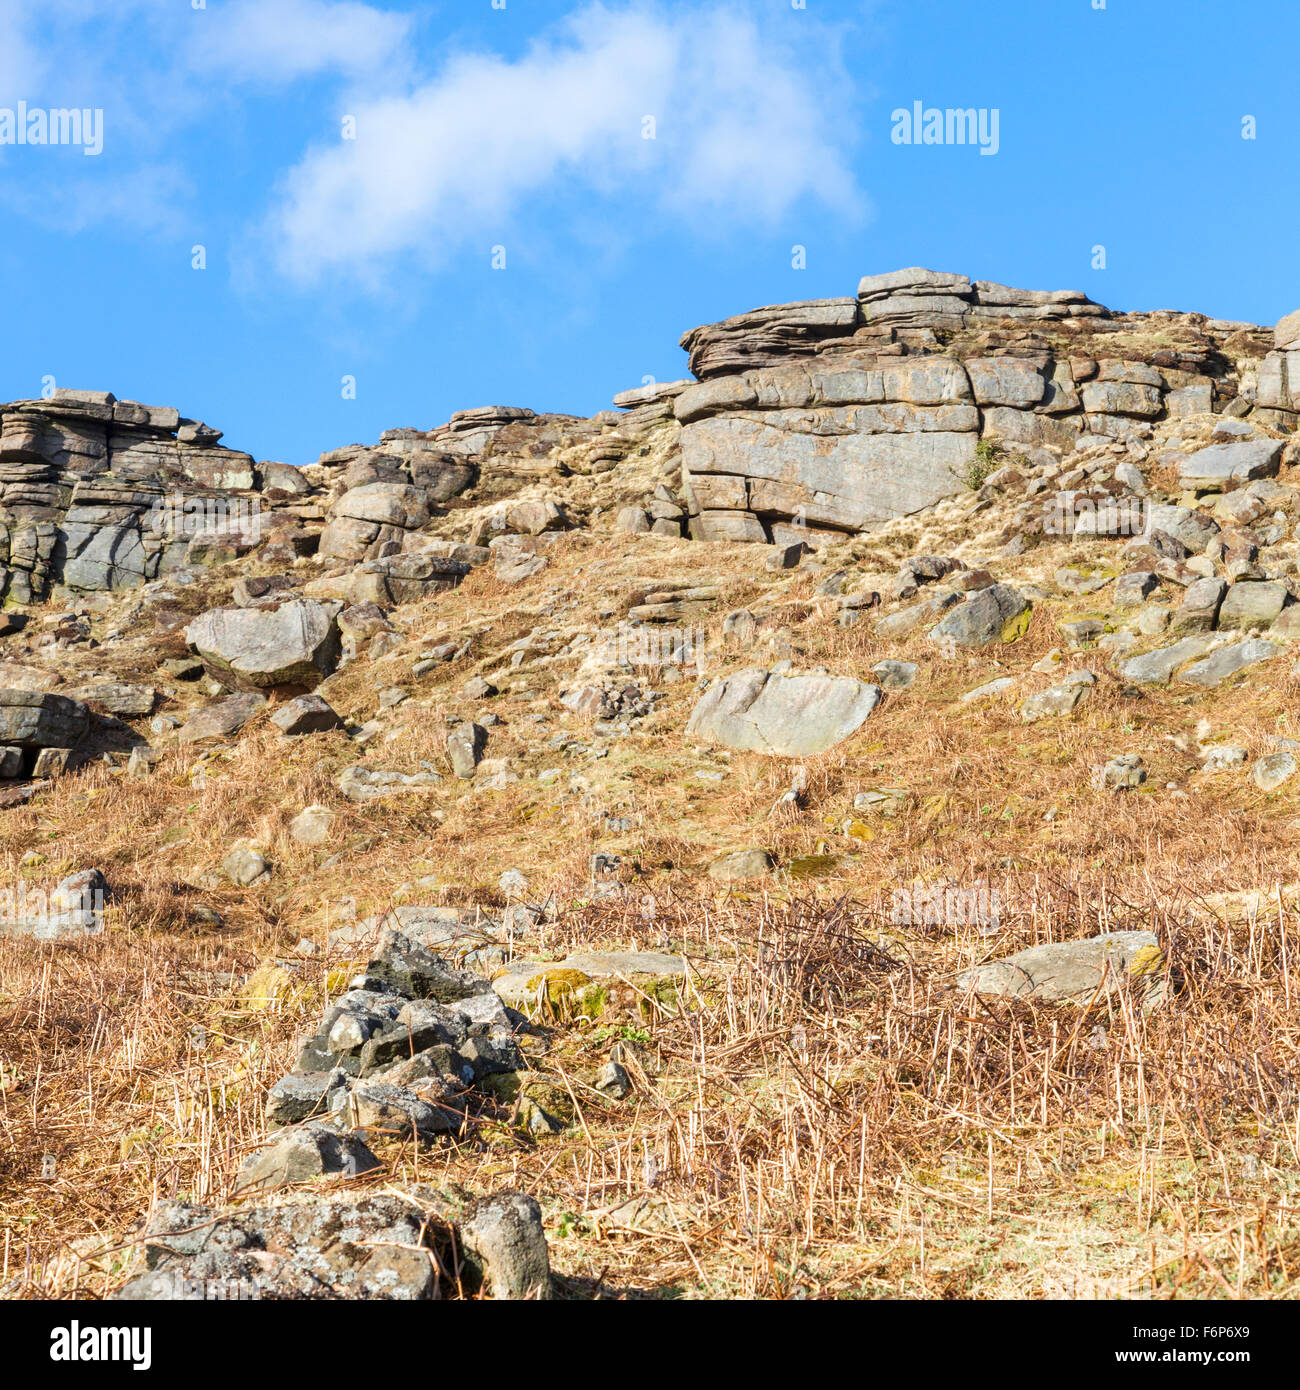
left=670, top=268, right=1266, bottom=542
left=679, top=360, right=978, bottom=540
left=686, top=669, right=882, bottom=756
left=0, top=389, right=263, bottom=601
left=186, top=600, right=343, bottom=691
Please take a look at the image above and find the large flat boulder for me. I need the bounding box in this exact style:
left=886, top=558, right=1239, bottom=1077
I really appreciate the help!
left=686, top=668, right=881, bottom=756
left=957, top=931, right=1165, bottom=1003
left=186, top=600, right=342, bottom=691
left=1177, top=439, right=1283, bottom=491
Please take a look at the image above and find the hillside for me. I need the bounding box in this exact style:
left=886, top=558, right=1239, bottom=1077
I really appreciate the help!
left=4, top=269, right=1300, bottom=1300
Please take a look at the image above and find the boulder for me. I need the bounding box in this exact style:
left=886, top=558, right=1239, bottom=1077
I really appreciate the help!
left=347, top=553, right=469, bottom=607
left=186, top=600, right=342, bottom=690
left=456, top=1193, right=553, bottom=1301
left=446, top=722, right=486, bottom=779
left=231, top=1122, right=380, bottom=1195
left=1178, top=440, right=1283, bottom=491
left=1253, top=753, right=1297, bottom=792
left=66, top=681, right=156, bottom=717
left=1117, top=636, right=1215, bottom=685
left=337, top=766, right=442, bottom=802
left=707, top=848, right=776, bottom=881
left=957, top=931, right=1165, bottom=1004
left=271, top=694, right=344, bottom=736
left=1178, top=639, right=1277, bottom=688
left=175, top=692, right=267, bottom=744
left=0, top=689, right=89, bottom=748
left=686, top=669, right=881, bottom=756
left=1170, top=578, right=1227, bottom=634
left=289, top=804, right=336, bottom=846
left=927, top=584, right=1030, bottom=648
left=1217, top=581, right=1290, bottom=632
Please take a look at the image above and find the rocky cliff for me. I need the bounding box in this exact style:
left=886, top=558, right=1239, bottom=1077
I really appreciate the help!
left=4, top=269, right=1290, bottom=609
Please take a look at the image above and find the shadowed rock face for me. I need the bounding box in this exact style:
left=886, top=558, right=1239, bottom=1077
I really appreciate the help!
left=0, top=688, right=89, bottom=747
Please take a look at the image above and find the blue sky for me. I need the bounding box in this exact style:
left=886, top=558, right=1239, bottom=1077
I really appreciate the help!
left=0, top=0, right=1296, bottom=465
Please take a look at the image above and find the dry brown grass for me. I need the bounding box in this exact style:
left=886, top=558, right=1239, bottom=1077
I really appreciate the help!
left=4, top=516, right=1300, bottom=1298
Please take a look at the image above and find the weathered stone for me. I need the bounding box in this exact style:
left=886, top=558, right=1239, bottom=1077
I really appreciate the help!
left=66, top=681, right=156, bottom=717
left=348, top=553, right=470, bottom=607
left=958, top=931, right=1164, bottom=1004
left=1171, top=578, right=1227, bottom=634
left=1253, top=753, right=1297, bottom=792
left=289, top=804, right=336, bottom=846
left=1179, top=639, right=1277, bottom=688
left=686, top=669, right=881, bottom=756
left=175, top=692, right=267, bottom=743
left=1117, top=637, right=1215, bottom=685
left=0, top=689, right=89, bottom=748
left=1021, top=670, right=1095, bottom=721
left=871, top=659, right=917, bottom=690
left=1178, top=440, right=1283, bottom=491
left=927, top=584, right=1029, bottom=648
left=456, top=1193, right=552, bottom=1301
left=231, top=1122, right=380, bottom=1195
left=270, top=694, right=344, bottom=736
left=223, top=845, right=271, bottom=887
left=446, top=722, right=486, bottom=779
left=266, top=1070, right=347, bottom=1125
left=708, top=848, right=776, bottom=881
left=1217, top=581, right=1290, bottom=632
left=337, top=765, right=441, bottom=802
left=186, top=600, right=342, bottom=690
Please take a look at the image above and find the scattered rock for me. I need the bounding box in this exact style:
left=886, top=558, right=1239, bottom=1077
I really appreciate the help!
left=707, top=848, right=775, bottom=881
left=1253, top=753, right=1297, bottom=792
left=686, top=669, right=881, bottom=757
left=446, top=722, right=487, bottom=780
left=927, top=584, right=1030, bottom=648
left=176, top=692, right=267, bottom=743
left=289, top=805, right=336, bottom=846
left=222, top=845, right=272, bottom=887
left=232, top=1121, right=380, bottom=1195
left=1097, top=753, right=1146, bottom=790
left=337, top=766, right=441, bottom=802
left=271, top=693, right=344, bottom=736
left=957, top=931, right=1165, bottom=1004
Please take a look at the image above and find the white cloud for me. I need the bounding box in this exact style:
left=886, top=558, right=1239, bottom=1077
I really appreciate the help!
left=0, top=8, right=48, bottom=105
left=197, top=0, right=414, bottom=84
left=267, top=3, right=864, bottom=284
